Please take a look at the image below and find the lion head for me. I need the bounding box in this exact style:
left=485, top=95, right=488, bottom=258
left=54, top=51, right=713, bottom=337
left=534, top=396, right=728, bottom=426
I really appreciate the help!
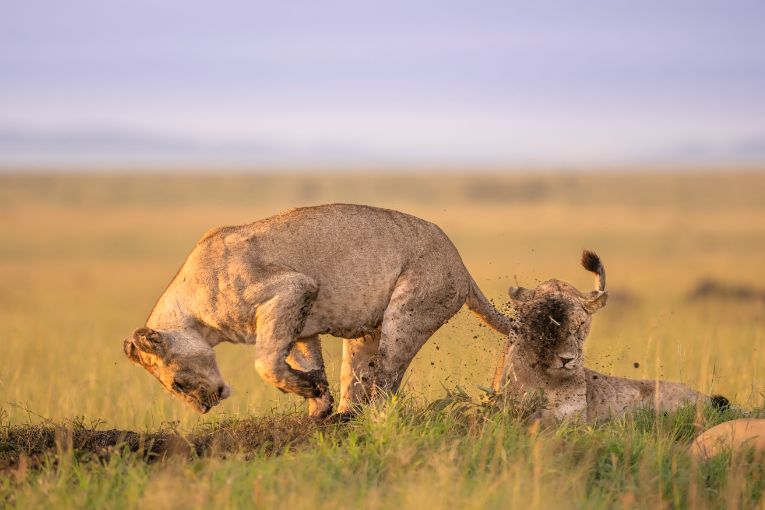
left=504, top=250, right=608, bottom=381
left=123, top=327, right=231, bottom=413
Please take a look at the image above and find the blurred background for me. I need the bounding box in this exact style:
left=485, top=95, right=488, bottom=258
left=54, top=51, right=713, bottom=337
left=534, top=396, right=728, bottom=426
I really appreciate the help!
left=1, top=1, right=764, bottom=429
left=1, top=0, right=764, bottom=169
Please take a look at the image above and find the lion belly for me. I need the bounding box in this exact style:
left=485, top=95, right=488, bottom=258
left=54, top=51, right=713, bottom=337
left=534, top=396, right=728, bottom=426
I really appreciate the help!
left=300, top=277, right=397, bottom=338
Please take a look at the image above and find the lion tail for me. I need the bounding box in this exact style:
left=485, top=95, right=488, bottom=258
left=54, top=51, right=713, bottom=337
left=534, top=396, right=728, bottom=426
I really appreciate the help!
left=581, top=250, right=606, bottom=292
left=710, top=394, right=731, bottom=411
left=466, top=275, right=513, bottom=335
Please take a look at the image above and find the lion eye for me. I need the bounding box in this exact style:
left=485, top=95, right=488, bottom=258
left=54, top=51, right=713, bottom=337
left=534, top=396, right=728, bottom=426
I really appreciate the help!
left=172, top=379, right=192, bottom=393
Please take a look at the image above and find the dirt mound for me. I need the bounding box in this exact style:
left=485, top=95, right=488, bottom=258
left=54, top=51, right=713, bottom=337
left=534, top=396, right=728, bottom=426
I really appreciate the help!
left=1, top=415, right=321, bottom=472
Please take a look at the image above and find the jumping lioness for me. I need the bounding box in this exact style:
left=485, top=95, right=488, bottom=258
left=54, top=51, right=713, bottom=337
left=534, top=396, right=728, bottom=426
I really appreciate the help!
left=124, top=204, right=512, bottom=418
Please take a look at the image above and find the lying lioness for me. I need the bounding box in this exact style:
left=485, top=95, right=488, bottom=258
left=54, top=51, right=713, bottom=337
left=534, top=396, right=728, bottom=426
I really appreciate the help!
left=492, top=251, right=727, bottom=422
left=690, top=419, right=765, bottom=459
left=124, top=204, right=512, bottom=418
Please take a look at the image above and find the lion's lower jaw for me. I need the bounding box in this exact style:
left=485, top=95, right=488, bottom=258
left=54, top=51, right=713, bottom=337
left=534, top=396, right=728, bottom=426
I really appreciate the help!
left=191, top=397, right=221, bottom=414
left=545, top=365, right=581, bottom=378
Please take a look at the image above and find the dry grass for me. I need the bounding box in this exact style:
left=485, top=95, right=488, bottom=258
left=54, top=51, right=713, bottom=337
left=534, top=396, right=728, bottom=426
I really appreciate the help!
left=1, top=171, right=765, bottom=508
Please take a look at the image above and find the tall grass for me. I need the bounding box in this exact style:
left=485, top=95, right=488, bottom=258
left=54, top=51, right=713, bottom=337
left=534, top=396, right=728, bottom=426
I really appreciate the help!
left=1, top=172, right=764, bottom=508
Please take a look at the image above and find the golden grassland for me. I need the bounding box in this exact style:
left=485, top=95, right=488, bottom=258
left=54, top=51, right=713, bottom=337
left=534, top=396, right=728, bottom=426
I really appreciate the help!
left=1, top=171, right=765, bottom=509
left=1, top=172, right=763, bottom=428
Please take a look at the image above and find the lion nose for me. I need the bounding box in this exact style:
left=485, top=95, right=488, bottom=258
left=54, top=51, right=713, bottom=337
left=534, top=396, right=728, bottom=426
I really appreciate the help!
left=559, top=355, right=575, bottom=366
left=218, top=384, right=231, bottom=399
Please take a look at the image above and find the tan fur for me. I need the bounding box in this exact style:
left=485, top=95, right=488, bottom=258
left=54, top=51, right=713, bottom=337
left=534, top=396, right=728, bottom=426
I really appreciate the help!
left=124, top=204, right=511, bottom=417
left=690, top=419, right=765, bottom=459
left=584, top=369, right=705, bottom=421
left=493, top=251, right=709, bottom=422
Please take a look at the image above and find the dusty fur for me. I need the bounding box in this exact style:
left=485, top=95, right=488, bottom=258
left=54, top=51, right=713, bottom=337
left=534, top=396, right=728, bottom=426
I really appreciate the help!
left=521, top=297, right=572, bottom=360
left=493, top=250, right=717, bottom=422
left=123, top=204, right=511, bottom=418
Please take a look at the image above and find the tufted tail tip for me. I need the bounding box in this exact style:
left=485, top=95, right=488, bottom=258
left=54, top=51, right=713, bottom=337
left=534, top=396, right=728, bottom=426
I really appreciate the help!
left=710, top=394, right=730, bottom=411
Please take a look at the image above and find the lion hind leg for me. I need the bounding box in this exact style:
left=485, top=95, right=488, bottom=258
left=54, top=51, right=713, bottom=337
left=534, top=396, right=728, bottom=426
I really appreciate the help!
left=373, top=272, right=464, bottom=396
left=337, top=330, right=381, bottom=414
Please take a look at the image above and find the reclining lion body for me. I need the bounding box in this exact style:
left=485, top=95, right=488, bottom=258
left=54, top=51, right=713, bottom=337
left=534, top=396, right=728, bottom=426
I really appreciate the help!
left=125, top=204, right=511, bottom=417
left=585, top=369, right=707, bottom=421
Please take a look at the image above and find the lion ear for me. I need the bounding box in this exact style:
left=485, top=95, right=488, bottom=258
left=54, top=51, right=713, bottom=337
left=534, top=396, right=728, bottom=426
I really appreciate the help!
left=508, top=286, right=533, bottom=303
left=583, top=290, right=608, bottom=314
left=125, top=327, right=167, bottom=359
left=123, top=336, right=140, bottom=361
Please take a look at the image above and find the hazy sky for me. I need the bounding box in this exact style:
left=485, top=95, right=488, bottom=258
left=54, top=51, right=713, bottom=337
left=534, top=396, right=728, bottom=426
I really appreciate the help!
left=1, top=0, right=764, bottom=167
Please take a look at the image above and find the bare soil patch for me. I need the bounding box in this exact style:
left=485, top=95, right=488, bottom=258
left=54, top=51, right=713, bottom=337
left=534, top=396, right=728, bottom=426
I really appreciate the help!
left=1, top=415, right=322, bottom=472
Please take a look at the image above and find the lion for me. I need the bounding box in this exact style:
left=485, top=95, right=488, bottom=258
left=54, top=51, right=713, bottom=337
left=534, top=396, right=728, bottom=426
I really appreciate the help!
left=690, top=419, right=765, bottom=459
left=124, top=204, right=512, bottom=418
left=492, top=250, right=727, bottom=422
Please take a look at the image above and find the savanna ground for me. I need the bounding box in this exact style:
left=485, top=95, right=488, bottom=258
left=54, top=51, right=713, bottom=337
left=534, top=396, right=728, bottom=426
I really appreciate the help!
left=1, top=171, right=765, bottom=509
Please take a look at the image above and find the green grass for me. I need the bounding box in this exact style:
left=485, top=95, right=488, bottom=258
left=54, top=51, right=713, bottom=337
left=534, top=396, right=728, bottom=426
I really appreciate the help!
left=1, top=171, right=765, bottom=508
left=2, top=394, right=764, bottom=509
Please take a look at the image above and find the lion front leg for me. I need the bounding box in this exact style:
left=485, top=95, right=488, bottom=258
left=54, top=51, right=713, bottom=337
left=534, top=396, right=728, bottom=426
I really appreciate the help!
left=287, top=335, right=333, bottom=419
left=253, top=274, right=328, bottom=407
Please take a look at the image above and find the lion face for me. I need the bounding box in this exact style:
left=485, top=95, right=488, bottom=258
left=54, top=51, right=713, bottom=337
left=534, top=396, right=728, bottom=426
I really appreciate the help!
left=123, top=327, right=231, bottom=413
left=509, top=279, right=607, bottom=381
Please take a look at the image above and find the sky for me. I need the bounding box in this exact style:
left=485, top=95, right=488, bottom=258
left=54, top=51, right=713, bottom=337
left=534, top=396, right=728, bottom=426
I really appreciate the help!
left=1, top=0, right=764, bottom=168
